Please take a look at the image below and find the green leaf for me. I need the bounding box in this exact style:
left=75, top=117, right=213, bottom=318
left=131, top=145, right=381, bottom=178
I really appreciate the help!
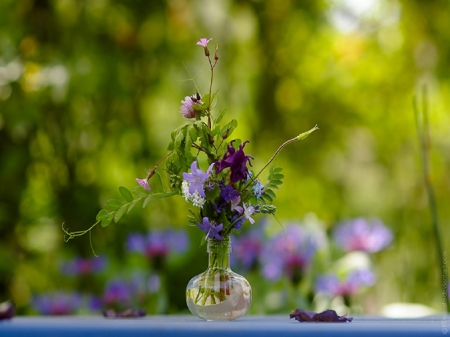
left=271, top=173, right=285, bottom=180
left=104, top=199, right=123, bottom=211
left=96, top=209, right=109, bottom=221
left=114, top=204, right=128, bottom=223
left=143, top=195, right=152, bottom=208
left=152, top=171, right=164, bottom=193
left=270, top=179, right=284, bottom=186
left=187, top=124, right=197, bottom=142
left=101, top=213, right=113, bottom=227
left=220, top=119, right=238, bottom=139
left=132, top=185, right=150, bottom=198
left=264, top=189, right=277, bottom=199
left=262, top=192, right=273, bottom=202
left=213, top=107, right=226, bottom=124
left=119, top=186, right=133, bottom=202
left=127, top=198, right=141, bottom=213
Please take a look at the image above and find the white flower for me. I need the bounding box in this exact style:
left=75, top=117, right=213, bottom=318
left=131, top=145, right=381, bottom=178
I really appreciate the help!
left=181, top=180, right=206, bottom=208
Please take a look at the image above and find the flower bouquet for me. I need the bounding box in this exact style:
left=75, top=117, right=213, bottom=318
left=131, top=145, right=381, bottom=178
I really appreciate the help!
left=64, top=37, right=317, bottom=320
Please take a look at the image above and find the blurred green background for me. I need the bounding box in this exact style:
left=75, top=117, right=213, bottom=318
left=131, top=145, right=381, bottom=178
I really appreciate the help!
left=0, top=0, right=449, bottom=316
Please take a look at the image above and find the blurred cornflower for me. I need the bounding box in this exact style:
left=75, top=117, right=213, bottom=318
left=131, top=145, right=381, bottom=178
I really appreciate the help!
left=32, top=292, right=83, bottom=315
left=126, top=229, right=188, bottom=261
left=333, top=218, right=393, bottom=253
left=315, top=269, right=375, bottom=306
left=231, top=225, right=265, bottom=273
left=261, top=223, right=319, bottom=285
left=59, top=256, right=107, bottom=276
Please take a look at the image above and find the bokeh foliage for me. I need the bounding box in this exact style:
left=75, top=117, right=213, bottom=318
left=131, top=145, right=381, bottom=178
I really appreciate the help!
left=0, top=0, right=449, bottom=314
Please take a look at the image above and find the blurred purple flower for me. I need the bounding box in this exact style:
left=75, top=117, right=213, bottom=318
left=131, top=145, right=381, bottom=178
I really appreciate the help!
left=231, top=226, right=265, bottom=272
left=60, top=256, right=107, bottom=276
left=215, top=140, right=253, bottom=183
left=261, top=224, right=318, bottom=284
left=333, top=218, right=393, bottom=253
left=315, top=269, right=376, bottom=297
left=126, top=229, right=189, bottom=259
left=32, top=292, right=82, bottom=315
left=102, top=279, right=133, bottom=307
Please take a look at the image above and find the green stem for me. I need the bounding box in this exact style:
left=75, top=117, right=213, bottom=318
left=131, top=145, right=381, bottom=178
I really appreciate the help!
left=244, top=125, right=319, bottom=190
left=413, top=87, right=449, bottom=311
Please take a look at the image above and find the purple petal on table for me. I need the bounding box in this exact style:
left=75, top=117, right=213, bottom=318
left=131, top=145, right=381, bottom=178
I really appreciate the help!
left=0, top=301, right=15, bottom=320
left=290, top=308, right=352, bottom=323
left=103, top=308, right=146, bottom=318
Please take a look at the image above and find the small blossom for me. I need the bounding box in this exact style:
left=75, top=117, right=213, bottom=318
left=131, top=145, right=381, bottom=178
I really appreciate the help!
left=196, top=38, right=212, bottom=47
left=252, top=180, right=264, bottom=199
left=198, top=217, right=223, bottom=240
left=136, top=178, right=150, bottom=191
left=243, top=203, right=255, bottom=224
left=333, top=218, right=393, bottom=253
left=196, top=38, right=212, bottom=56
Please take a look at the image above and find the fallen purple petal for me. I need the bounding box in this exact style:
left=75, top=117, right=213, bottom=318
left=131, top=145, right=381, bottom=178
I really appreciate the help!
left=103, top=308, right=146, bottom=318
left=290, top=308, right=352, bottom=323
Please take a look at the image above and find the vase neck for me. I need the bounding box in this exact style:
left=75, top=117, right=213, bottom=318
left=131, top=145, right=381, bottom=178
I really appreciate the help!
left=207, top=236, right=231, bottom=270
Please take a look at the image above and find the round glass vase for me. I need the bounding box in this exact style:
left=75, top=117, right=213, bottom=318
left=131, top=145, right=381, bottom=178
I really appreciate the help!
left=186, top=236, right=252, bottom=321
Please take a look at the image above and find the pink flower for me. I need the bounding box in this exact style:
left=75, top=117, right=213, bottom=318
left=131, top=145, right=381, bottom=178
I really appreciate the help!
left=196, top=38, right=212, bottom=47
left=136, top=178, right=150, bottom=191
left=180, top=95, right=199, bottom=119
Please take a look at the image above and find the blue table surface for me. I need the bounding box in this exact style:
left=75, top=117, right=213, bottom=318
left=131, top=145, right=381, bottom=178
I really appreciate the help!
left=0, top=314, right=445, bottom=337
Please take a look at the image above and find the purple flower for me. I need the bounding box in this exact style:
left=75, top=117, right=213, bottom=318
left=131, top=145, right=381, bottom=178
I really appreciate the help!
left=198, top=217, right=223, bottom=240
left=136, top=178, right=150, bottom=190
left=182, top=161, right=214, bottom=198
left=333, top=218, right=393, bottom=253
left=60, top=256, right=107, bottom=276
left=196, top=38, right=212, bottom=47
left=126, top=229, right=189, bottom=259
left=315, top=269, right=376, bottom=297
left=261, top=224, right=318, bottom=284
left=32, top=292, right=82, bottom=315
left=216, top=140, right=253, bottom=183
left=220, top=185, right=239, bottom=202
left=180, top=93, right=202, bottom=119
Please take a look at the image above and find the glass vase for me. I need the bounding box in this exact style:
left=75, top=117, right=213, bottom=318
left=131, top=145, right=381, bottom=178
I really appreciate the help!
left=186, top=236, right=252, bottom=321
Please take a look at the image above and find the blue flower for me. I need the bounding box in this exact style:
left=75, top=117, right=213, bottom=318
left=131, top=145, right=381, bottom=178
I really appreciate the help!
left=252, top=180, right=264, bottom=199
left=198, top=217, right=223, bottom=240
